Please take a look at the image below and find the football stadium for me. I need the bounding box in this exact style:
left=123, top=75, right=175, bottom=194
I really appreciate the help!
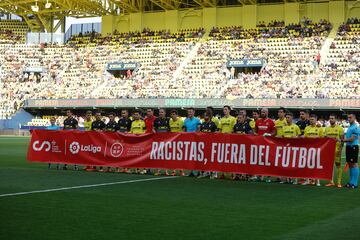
left=1, top=0, right=360, bottom=239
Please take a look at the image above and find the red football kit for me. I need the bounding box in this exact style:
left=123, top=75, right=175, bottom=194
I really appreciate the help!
left=255, top=118, right=275, bottom=135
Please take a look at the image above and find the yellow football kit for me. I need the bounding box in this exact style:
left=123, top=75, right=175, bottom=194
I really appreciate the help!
left=83, top=120, right=92, bottom=131
left=219, top=116, right=236, bottom=133
left=275, top=118, right=287, bottom=137
left=324, top=125, right=344, bottom=163
left=130, top=120, right=146, bottom=134
left=249, top=119, right=256, bottom=131
left=282, top=124, right=301, bottom=138
left=304, top=126, right=324, bottom=138
left=169, top=118, right=184, bottom=132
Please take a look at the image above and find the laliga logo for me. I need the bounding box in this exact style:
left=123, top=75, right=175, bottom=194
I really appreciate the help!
left=69, top=141, right=101, bottom=155
left=32, top=141, right=51, bottom=152
left=69, top=142, right=80, bottom=154
left=110, top=142, right=124, bottom=158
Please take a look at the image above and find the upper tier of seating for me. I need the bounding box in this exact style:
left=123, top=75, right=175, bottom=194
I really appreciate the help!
left=0, top=19, right=29, bottom=43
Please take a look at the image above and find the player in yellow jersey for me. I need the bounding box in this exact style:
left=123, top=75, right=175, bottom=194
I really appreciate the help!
left=83, top=111, right=96, bottom=172
left=130, top=110, right=146, bottom=134
left=169, top=110, right=184, bottom=133
left=83, top=110, right=93, bottom=131
left=217, top=105, right=236, bottom=179
left=303, top=114, right=323, bottom=186
left=163, top=110, right=184, bottom=176
left=282, top=112, right=301, bottom=138
left=219, top=105, right=236, bottom=134
left=275, top=107, right=287, bottom=137
left=249, top=110, right=260, bottom=131
left=281, top=112, right=301, bottom=184
left=130, top=110, right=146, bottom=174
left=304, top=115, right=324, bottom=138
left=324, top=114, right=344, bottom=188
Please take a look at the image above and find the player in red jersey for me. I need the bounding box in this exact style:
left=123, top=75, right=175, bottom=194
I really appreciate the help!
left=254, top=108, right=276, bottom=183
left=255, top=108, right=276, bottom=136
left=144, top=108, right=156, bottom=133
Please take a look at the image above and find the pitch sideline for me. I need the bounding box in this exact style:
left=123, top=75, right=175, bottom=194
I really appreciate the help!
left=0, top=176, right=178, bottom=198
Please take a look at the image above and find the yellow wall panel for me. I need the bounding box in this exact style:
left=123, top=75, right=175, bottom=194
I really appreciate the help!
left=102, top=2, right=348, bottom=34
left=143, top=12, right=165, bottom=30
left=284, top=3, right=299, bottom=25
left=347, top=1, right=360, bottom=19
left=329, top=1, right=345, bottom=24
left=217, top=7, right=242, bottom=27
left=165, top=10, right=178, bottom=32
left=242, top=5, right=257, bottom=29
left=102, top=15, right=114, bottom=35
left=257, top=4, right=284, bottom=24
left=203, top=8, right=217, bottom=31
left=304, top=2, right=329, bottom=22
left=129, top=12, right=143, bottom=32
left=178, top=9, right=203, bottom=30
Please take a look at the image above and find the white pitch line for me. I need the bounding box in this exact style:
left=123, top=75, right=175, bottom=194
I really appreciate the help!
left=0, top=176, right=178, bottom=198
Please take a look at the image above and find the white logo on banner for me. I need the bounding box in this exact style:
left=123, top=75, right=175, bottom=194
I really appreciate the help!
left=69, top=141, right=102, bottom=155
left=32, top=141, right=51, bottom=152
left=69, top=142, right=80, bottom=154
left=110, top=142, right=124, bottom=157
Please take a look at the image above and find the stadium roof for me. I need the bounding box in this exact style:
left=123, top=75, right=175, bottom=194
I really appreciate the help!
left=0, top=0, right=354, bottom=32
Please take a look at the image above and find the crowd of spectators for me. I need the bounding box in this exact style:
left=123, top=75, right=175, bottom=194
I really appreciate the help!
left=0, top=20, right=359, bottom=119
left=209, top=18, right=331, bottom=40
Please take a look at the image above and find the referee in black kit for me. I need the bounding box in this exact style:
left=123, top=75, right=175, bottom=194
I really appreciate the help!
left=63, top=109, right=78, bottom=170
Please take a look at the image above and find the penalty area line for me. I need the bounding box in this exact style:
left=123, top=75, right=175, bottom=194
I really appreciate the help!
left=0, top=176, right=178, bottom=198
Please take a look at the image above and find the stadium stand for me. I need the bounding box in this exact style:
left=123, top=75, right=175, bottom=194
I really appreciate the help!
left=323, top=19, right=360, bottom=98
left=1, top=19, right=360, bottom=119
left=0, top=19, right=28, bottom=43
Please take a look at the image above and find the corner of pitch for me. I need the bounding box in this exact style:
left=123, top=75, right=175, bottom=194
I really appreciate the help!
left=274, top=146, right=323, bottom=169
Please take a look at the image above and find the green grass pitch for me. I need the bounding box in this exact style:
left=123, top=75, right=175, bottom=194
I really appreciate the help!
left=0, top=136, right=360, bottom=240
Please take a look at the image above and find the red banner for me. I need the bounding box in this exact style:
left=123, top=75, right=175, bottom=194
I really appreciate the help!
left=27, top=130, right=336, bottom=180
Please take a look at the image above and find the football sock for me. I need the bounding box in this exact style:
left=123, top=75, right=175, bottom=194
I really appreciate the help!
left=353, top=167, right=359, bottom=187
left=336, top=167, right=342, bottom=185
left=349, top=168, right=355, bottom=185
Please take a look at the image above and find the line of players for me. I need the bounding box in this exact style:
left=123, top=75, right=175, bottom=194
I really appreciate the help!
left=49, top=106, right=359, bottom=189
